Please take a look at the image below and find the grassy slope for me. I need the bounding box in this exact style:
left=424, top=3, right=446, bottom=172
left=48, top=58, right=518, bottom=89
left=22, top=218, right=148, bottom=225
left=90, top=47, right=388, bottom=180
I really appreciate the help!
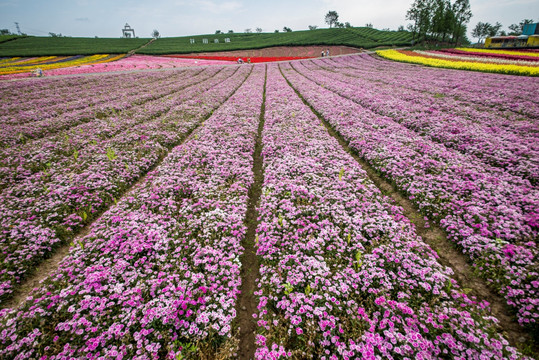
left=0, top=35, right=26, bottom=46
left=0, top=28, right=412, bottom=57
left=0, top=37, right=149, bottom=56
left=139, top=27, right=412, bottom=55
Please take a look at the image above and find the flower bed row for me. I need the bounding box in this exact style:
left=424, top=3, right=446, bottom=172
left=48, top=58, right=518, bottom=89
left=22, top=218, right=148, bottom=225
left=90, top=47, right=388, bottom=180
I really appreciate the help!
left=439, top=48, right=539, bottom=62
left=0, top=69, right=183, bottom=125
left=0, top=64, right=266, bottom=359
left=456, top=48, right=539, bottom=57
left=253, top=64, right=523, bottom=359
left=279, top=61, right=539, bottom=329
left=0, top=55, right=235, bottom=80
left=0, top=67, right=217, bottom=146
left=416, top=50, right=539, bottom=66
left=0, top=66, right=232, bottom=193
left=0, top=55, right=125, bottom=76
left=0, top=65, right=251, bottom=304
left=295, top=58, right=539, bottom=184
left=336, top=54, right=539, bottom=120
left=376, top=49, right=539, bottom=76
left=165, top=55, right=312, bottom=63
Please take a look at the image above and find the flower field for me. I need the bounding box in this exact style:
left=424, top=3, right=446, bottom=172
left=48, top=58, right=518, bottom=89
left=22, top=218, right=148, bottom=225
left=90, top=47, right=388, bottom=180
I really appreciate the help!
left=0, top=55, right=126, bottom=76
left=165, top=54, right=313, bottom=64
left=377, top=49, right=539, bottom=76
left=0, top=55, right=234, bottom=80
left=0, top=54, right=537, bottom=359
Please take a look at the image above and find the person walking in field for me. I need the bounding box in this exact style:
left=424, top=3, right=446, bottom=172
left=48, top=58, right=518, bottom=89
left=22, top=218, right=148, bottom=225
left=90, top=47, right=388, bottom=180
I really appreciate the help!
left=325, top=49, right=330, bottom=57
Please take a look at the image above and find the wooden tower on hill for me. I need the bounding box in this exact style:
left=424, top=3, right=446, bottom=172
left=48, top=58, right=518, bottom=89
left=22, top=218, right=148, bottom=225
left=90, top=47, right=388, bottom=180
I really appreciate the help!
left=122, top=23, right=135, bottom=38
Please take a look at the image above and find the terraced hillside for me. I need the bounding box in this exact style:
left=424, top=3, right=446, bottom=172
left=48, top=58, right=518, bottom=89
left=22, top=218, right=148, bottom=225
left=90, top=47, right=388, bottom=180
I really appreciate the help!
left=0, top=37, right=149, bottom=56
left=139, top=27, right=412, bottom=55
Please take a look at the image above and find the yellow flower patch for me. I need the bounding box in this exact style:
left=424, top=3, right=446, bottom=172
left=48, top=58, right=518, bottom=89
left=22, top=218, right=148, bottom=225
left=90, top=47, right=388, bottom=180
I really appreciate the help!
left=376, top=49, right=539, bottom=76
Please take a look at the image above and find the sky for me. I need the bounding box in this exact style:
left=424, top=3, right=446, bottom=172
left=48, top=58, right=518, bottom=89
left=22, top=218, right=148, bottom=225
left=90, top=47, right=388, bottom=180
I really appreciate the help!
left=0, top=0, right=537, bottom=39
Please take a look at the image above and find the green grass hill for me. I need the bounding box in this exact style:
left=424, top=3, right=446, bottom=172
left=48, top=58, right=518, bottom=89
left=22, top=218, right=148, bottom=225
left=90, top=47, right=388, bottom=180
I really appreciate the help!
left=139, top=27, right=412, bottom=55
left=0, top=27, right=412, bottom=57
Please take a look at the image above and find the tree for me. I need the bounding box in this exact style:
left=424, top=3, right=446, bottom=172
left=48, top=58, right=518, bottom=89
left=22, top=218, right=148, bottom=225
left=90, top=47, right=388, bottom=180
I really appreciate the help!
left=488, top=22, right=502, bottom=37
left=256, top=27, right=262, bottom=33
left=215, top=30, right=222, bottom=34
left=365, top=23, right=373, bottom=28
left=0, top=29, right=11, bottom=35
left=471, top=21, right=489, bottom=43
left=308, top=25, right=318, bottom=30
left=283, top=26, right=292, bottom=32
left=244, top=28, right=252, bottom=33
left=274, top=29, right=279, bottom=33
left=151, top=29, right=160, bottom=39
left=406, top=0, right=432, bottom=43
left=49, top=32, right=62, bottom=37
left=398, top=25, right=405, bottom=31
left=508, top=19, right=534, bottom=35
left=345, top=22, right=352, bottom=28
left=451, top=0, right=472, bottom=44
left=430, top=0, right=448, bottom=41
left=228, top=30, right=234, bottom=34
left=335, top=22, right=345, bottom=28
left=325, top=11, right=339, bottom=28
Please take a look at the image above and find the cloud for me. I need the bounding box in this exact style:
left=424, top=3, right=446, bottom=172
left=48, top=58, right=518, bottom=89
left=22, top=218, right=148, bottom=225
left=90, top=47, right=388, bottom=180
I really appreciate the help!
left=75, top=17, right=90, bottom=22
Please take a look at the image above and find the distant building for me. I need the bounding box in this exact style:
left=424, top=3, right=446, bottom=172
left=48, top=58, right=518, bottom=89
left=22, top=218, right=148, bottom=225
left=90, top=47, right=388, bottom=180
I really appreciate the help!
left=122, top=23, right=135, bottom=38
left=522, top=23, right=539, bottom=36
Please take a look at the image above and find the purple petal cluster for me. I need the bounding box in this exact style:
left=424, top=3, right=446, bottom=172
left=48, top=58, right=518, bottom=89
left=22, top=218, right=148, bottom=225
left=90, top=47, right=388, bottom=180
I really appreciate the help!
left=306, top=57, right=539, bottom=183
left=253, top=64, right=522, bottom=359
left=0, top=65, right=251, bottom=302
left=0, top=64, right=265, bottom=359
left=280, top=58, right=538, bottom=327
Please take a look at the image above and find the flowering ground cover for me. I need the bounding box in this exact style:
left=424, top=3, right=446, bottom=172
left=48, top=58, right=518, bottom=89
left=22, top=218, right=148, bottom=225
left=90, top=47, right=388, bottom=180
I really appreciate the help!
left=305, top=57, right=539, bottom=184
left=279, top=59, right=538, bottom=330
left=0, top=63, right=266, bottom=360
left=334, top=54, right=539, bottom=119
left=0, top=67, right=228, bottom=193
left=455, top=48, right=539, bottom=57
left=175, top=45, right=359, bottom=59
left=0, top=55, right=125, bottom=76
left=253, top=64, right=523, bottom=359
left=0, top=54, right=536, bottom=358
left=0, top=55, right=234, bottom=80
left=165, top=54, right=312, bottom=63
left=0, top=69, right=202, bottom=145
left=414, top=50, right=539, bottom=66
left=438, top=48, right=539, bottom=62
left=377, top=49, right=539, bottom=76
left=0, top=65, right=251, bottom=304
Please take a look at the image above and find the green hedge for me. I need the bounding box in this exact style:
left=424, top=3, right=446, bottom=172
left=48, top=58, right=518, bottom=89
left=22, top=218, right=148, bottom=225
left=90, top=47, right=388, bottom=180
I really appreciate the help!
left=0, top=37, right=150, bottom=56
left=138, top=27, right=413, bottom=55
left=0, top=28, right=412, bottom=57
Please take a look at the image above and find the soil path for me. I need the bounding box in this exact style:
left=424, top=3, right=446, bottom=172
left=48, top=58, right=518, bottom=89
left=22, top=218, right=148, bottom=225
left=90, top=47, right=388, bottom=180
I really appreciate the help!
left=235, top=65, right=266, bottom=360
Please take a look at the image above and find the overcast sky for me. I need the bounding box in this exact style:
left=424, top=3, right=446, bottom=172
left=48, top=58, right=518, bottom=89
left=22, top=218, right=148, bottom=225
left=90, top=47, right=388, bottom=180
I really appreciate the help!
left=0, top=0, right=537, bottom=38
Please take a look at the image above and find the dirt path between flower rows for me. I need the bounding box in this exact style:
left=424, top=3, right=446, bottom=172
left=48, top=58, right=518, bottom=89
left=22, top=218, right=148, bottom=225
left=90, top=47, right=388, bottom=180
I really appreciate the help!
left=1, top=65, right=253, bottom=311
left=235, top=65, right=267, bottom=360
left=279, top=65, right=536, bottom=355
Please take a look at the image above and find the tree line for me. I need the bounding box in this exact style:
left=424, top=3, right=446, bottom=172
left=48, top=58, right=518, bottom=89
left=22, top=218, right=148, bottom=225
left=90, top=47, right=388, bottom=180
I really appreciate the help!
left=471, top=19, right=535, bottom=44
left=406, top=0, right=472, bottom=44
